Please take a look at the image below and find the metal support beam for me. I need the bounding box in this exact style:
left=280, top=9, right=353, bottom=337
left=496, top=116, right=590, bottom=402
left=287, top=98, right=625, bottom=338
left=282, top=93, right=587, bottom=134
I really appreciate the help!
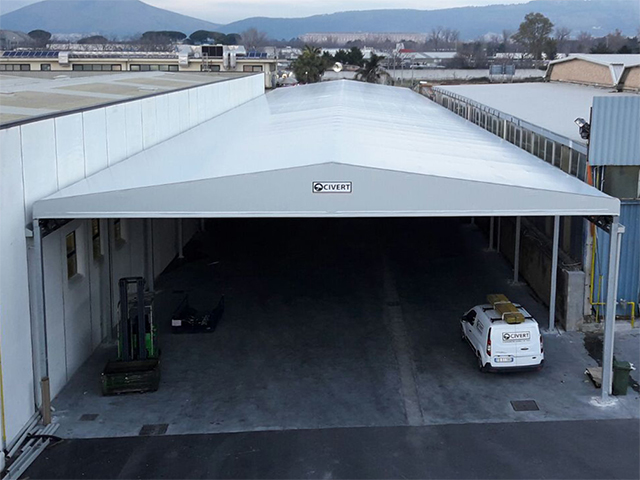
left=489, top=217, right=495, bottom=251
left=145, top=219, right=154, bottom=292
left=513, top=216, right=521, bottom=283
left=602, top=219, right=624, bottom=400
left=32, top=220, right=49, bottom=390
left=549, top=216, right=560, bottom=331
left=177, top=219, right=184, bottom=259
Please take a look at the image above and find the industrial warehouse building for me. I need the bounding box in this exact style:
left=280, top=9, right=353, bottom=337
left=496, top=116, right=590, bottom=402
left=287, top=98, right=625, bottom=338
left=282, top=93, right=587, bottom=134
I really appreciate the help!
left=0, top=72, right=634, bottom=475
left=546, top=54, right=640, bottom=91
left=0, top=45, right=278, bottom=88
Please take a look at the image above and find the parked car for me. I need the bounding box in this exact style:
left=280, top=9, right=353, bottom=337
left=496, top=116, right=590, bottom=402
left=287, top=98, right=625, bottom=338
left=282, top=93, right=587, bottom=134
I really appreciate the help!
left=461, top=295, right=544, bottom=372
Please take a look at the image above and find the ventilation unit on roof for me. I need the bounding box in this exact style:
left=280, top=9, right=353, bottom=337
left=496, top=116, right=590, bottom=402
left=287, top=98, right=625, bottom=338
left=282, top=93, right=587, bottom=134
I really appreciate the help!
left=178, top=53, right=189, bottom=67
left=58, top=52, right=69, bottom=65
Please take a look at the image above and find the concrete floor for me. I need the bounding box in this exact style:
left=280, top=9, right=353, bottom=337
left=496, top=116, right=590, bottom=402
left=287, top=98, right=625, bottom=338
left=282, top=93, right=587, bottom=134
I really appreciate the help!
left=50, top=218, right=639, bottom=439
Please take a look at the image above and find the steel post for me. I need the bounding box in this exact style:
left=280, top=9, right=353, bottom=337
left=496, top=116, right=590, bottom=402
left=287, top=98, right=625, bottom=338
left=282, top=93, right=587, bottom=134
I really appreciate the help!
left=549, top=216, right=560, bottom=331
left=514, top=216, right=521, bottom=283
left=177, top=219, right=184, bottom=259
left=489, top=217, right=495, bottom=250
left=602, top=219, right=624, bottom=400
left=32, top=219, right=49, bottom=384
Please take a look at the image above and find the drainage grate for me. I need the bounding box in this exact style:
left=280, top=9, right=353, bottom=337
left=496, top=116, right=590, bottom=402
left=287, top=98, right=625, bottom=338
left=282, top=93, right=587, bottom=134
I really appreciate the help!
left=511, top=400, right=539, bottom=412
left=80, top=414, right=99, bottom=421
left=139, top=424, right=168, bottom=436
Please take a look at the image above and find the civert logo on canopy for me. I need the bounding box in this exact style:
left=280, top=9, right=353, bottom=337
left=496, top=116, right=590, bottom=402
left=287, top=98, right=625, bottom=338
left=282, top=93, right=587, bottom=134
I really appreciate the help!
left=312, top=182, right=352, bottom=194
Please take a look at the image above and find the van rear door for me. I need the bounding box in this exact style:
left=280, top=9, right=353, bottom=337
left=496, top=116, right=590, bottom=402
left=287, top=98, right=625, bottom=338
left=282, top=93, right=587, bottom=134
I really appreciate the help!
left=491, top=325, right=519, bottom=364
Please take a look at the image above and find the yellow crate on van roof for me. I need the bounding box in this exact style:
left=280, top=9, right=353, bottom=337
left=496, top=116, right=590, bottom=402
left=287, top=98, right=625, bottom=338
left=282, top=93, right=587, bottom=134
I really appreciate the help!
left=487, top=294, right=525, bottom=324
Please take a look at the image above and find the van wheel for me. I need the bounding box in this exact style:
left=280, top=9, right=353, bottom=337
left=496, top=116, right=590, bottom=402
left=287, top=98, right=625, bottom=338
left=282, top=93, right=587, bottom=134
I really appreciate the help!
left=477, top=355, right=486, bottom=372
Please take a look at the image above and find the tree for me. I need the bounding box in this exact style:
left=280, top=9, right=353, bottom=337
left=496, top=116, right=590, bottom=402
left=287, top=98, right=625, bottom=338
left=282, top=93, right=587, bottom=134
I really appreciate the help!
left=543, top=38, right=558, bottom=61
left=291, top=45, right=325, bottom=84
left=28, top=29, right=51, bottom=48
left=141, top=31, right=186, bottom=44
left=321, top=51, right=335, bottom=69
left=590, top=41, right=612, bottom=54
left=223, top=33, right=241, bottom=45
left=356, top=53, right=386, bottom=83
left=189, top=30, right=226, bottom=44
left=334, top=49, right=350, bottom=64
left=346, top=46, right=364, bottom=66
left=241, top=28, right=269, bottom=50
left=575, top=31, right=594, bottom=53
left=512, top=12, right=554, bottom=60
left=78, top=35, right=110, bottom=44
left=429, top=26, right=443, bottom=50
left=554, top=26, right=572, bottom=53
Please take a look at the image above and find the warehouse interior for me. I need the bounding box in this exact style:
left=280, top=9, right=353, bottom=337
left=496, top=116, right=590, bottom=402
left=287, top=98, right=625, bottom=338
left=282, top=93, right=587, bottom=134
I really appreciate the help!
left=42, top=216, right=636, bottom=439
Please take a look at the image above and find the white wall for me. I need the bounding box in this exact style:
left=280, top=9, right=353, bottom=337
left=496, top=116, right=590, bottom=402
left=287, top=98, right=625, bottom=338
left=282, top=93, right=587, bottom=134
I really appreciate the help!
left=0, top=128, right=36, bottom=445
left=0, top=74, right=264, bottom=447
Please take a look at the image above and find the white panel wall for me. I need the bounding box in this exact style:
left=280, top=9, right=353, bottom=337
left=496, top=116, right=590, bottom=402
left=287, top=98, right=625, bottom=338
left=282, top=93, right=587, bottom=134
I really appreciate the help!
left=55, top=114, right=85, bottom=189
left=82, top=110, right=108, bottom=177
left=43, top=220, right=97, bottom=399
left=0, top=74, right=264, bottom=446
left=105, top=105, right=127, bottom=166
left=21, top=120, right=58, bottom=220
left=0, top=128, right=36, bottom=444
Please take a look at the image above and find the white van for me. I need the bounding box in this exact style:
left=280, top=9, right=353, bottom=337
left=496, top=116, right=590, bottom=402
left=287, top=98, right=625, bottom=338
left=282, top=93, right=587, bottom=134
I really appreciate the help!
left=461, top=296, right=544, bottom=372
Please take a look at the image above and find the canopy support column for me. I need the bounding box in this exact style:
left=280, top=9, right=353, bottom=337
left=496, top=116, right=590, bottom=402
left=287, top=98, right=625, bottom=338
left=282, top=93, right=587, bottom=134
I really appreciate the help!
left=32, top=220, right=50, bottom=418
left=549, top=216, right=560, bottom=331
left=177, top=219, right=184, bottom=259
left=513, top=216, right=521, bottom=284
left=602, top=218, right=624, bottom=400
left=489, top=217, right=495, bottom=251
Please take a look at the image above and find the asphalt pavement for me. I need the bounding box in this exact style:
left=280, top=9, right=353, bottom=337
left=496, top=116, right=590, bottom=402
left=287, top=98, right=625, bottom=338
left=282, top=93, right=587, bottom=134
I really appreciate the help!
left=24, top=419, right=640, bottom=479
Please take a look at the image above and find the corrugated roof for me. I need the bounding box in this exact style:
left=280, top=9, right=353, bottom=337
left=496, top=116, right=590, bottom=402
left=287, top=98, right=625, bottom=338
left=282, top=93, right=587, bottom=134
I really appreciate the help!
left=434, top=82, right=637, bottom=144
left=590, top=96, right=640, bottom=166
left=33, top=80, right=618, bottom=219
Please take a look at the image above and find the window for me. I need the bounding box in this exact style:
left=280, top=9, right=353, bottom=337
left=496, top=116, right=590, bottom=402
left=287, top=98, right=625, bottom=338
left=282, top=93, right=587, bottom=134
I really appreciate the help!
left=130, top=64, right=178, bottom=72
left=243, top=65, right=263, bottom=72
left=0, top=64, right=31, bottom=71
left=72, top=64, right=121, bottom=71
left=92, top=219, right=102, bottom=260
left=66, top=232, right=78, bottom=279
left=40, top=63, right=51, bottom=71
left=201, top=64, right=221, bottom=72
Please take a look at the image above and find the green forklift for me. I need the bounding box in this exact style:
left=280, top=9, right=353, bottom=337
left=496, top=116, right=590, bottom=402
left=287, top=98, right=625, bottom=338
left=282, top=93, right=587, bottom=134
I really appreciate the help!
left=101, top=277, right=160, bottom=395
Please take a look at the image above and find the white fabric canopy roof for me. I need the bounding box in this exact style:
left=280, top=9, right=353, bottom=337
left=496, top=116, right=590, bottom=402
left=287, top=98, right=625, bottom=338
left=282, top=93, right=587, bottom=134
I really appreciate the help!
left=34, top=80, right=619, bottom=219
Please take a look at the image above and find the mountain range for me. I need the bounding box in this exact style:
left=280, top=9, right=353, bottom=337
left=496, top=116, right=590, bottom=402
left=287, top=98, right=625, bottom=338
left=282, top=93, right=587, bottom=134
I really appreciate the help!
left=0, top=0, right=637, bottom=40
left=0, top=0, right=219, bottom=37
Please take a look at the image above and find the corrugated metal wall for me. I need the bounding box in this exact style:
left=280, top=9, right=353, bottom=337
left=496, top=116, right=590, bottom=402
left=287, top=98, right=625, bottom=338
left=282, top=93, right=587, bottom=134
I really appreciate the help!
left=590, top=96, right=640, bottom=166
left=594, top=201, right=640, bottom=316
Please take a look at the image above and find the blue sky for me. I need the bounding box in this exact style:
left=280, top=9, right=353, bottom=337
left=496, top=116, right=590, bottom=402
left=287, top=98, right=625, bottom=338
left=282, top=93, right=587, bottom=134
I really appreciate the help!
left=147, top=0, right=535, bottom=24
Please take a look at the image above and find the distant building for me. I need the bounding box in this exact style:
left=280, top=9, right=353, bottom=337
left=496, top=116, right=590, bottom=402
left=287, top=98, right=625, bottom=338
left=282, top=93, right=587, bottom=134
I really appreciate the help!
left=0, top=45, right=278, bottom=87
left=299, top=32, right=428, bottom=44
left=546, top=54, right=640, bottom=91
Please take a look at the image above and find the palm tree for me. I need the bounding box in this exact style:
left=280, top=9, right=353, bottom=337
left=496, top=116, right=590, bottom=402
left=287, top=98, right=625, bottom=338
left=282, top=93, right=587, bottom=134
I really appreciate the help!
left=291, top=45, right=326, bottom=84
left=356, top=54, right=386, bottom=84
